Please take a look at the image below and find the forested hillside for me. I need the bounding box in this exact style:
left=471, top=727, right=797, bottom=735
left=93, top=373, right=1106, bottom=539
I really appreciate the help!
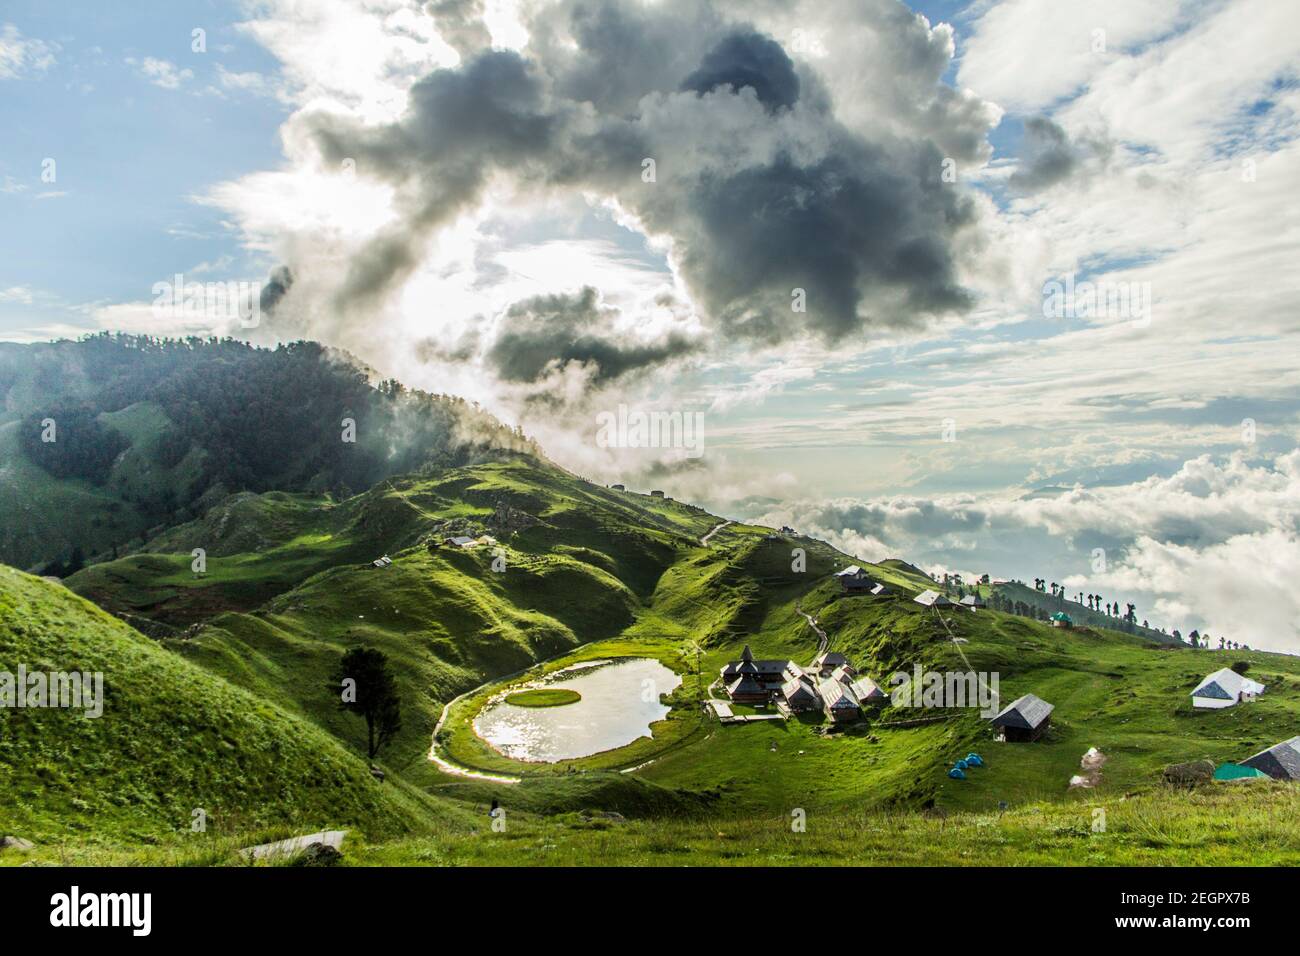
left=0, top=335, right=538, bottom=571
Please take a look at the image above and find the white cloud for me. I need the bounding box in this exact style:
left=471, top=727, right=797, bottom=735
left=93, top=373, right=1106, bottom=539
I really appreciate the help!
left=0, top=23, right=57, bottom=80
left=0, top=286, right=34, bottom=304
left=957, top=0, right=1193, bottom=113
left=215, top=65, right=277, bottom=98
left=126, top=56, right=194, bottom=90
left=751, top=451, right=1300, bottom=652
left=232, top=0, right=459, bottom=119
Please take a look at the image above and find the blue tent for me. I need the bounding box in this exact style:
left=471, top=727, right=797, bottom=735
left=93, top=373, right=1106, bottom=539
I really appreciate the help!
left=966, top=753, right=984, bottom=767
left=954, top=758, right=969, bottom=771
left=948, top=767, right=967, bottom=780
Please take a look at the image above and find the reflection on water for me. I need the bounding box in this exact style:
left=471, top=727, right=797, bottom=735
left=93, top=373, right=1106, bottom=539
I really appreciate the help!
left=474, top=658, right=681, bottom=762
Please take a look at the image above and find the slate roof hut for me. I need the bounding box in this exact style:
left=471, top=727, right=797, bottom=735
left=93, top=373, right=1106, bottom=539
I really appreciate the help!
left=812, top=651, right=849, bottom=676
left=819, top=679, right=861, bottom=722
left=849, top=676, right=889, bottom=707
left=959, top=594, right=986, bottom=610
left=725, top=674, right=770, bottom=704
left=1191, top=668, right=1266, bottom=709
left=835, top=565, right=874, bottom=593
left=1240, top=736, right=1300, bottom=780
left=781, top=676, right=820, bottom=712
left=830, top=664, right=858, bottom=685
left=914, top=589, right=952, bottom=608
left=990, top=693, right=1054, bottom=742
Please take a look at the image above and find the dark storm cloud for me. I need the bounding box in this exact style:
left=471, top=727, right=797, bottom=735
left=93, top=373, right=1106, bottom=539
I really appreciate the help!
left=485, top=287, right=699, bottom=385
left=1009, top=117, right=1077, bottom=192
left=309, top=50, right=560, bottom=313
left=1010, top=116, right=1112, bottom=193
left=258, top=265, right=293, bottom=316
left=684, top=146, right=974, bottom=341
left=681, top=31, right=800, bottom=111
left=298, top=0, right=986, bottom=348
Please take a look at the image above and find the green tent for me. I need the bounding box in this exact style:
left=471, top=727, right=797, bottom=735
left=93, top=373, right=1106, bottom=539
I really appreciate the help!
left=1213, top=762, right=1268, bottom=781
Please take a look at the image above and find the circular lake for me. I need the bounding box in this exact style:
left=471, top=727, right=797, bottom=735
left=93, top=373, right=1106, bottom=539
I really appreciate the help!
left=473, top=658, right=681, bottom=762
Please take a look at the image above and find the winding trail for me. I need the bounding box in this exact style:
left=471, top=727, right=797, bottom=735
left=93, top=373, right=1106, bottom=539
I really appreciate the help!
left=429, top=683, right=524, bottom=785
left=700, top=520, right=731, bottom=546
left=929, top=605, right=1000, bottom=710
left=796, top=600, right=829, bottom=655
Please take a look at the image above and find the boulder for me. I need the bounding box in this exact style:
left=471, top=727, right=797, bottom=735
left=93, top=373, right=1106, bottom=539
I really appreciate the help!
left=0, top=836, right=34, bottom=852
left=292, top=842, right=343, bottom=867
left=241, top=829, right=347, bottom=862
left=1163, top=759, right=1215, bottom=786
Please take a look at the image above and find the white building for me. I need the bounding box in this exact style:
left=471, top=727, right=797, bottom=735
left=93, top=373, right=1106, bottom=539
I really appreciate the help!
left=1190, top=667, right=1266, bottom=709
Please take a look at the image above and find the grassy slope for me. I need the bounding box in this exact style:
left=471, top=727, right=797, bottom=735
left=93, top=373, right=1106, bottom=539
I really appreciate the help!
left=0, top=567, right=456, bottom=845
left=991, top=580, right=1175, bottom=643
left=0, top=401, right=207, bottom=572
left=17, top=784, right=1300, bottom=866
left=68, top=461, right=720, bottom=785
left=21, top=457, right=1300, bottom=864
left=353, top=783, right=1300, bottom=866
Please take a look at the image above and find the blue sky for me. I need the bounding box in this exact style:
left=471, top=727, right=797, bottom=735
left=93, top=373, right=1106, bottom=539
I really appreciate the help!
left=0, top=1, right=284, bottom=324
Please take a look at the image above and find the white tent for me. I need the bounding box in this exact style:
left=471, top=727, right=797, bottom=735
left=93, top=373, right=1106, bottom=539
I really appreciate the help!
left=1191, top=667, right=1266, bottom=709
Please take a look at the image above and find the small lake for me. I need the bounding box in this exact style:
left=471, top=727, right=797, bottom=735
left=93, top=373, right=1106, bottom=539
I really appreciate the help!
left=473, top=658, right=681, bottom=762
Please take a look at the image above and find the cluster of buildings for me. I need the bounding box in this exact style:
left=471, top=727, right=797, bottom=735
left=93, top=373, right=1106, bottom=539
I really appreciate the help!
left=717, top=568, right=1299, bottom=787
left=911, top=588, right=988, bottom=611
left=720, top=646, right=887, bottom=723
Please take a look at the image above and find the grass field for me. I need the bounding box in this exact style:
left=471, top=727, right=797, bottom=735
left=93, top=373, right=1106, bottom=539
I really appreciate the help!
left=505, top=688, right=582, bottom=707
left=0, top=567, right=458, bottom=844
left=7, top=456, right=1300, bottom=865
left=8, top=783, right=1298, bottom=867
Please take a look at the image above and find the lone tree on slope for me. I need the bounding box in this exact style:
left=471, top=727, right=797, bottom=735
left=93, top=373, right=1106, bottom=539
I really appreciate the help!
left=331, top=646, right=402, bottom=759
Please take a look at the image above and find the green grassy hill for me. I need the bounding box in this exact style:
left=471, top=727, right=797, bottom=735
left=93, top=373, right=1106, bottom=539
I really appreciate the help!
left=0, top=566, right=457, bottom=846
left=48, top=458, right=1300, bottom=827
left=987, top=579, right=1176, bottom=643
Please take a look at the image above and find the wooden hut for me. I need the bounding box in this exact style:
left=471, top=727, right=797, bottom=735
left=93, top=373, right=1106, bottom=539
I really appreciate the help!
left=835, top=565, right=874, bottom=593
left=990, top=693, right=1054, bottom=742
left=819, top=679, right=861, bottom=723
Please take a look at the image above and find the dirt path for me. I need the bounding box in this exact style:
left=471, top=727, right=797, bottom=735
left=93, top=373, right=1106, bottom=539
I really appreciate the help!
left=700, top=520, right=731, bottom=546
left=796, top=600, right=829, bottom=655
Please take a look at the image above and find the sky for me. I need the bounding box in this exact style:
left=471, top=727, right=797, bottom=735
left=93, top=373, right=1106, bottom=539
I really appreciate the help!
left=1, top=0, right=1299, bottom=651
